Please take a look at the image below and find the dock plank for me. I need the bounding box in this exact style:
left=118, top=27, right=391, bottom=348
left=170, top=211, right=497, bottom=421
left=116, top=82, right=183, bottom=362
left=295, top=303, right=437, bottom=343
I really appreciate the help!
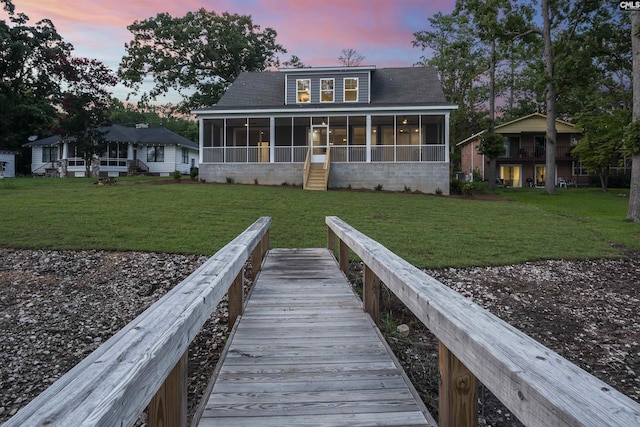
left=197, top=248, right=434, bottom=426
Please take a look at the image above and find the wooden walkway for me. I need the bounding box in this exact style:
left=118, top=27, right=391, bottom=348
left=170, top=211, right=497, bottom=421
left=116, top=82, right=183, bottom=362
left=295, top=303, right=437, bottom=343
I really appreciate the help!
left=197, top=248, right=435, bottom=427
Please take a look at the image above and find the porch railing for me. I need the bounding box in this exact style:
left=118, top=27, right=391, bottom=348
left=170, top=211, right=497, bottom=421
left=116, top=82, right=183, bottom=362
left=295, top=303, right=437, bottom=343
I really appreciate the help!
left=202, top=144, right=446, bottom=163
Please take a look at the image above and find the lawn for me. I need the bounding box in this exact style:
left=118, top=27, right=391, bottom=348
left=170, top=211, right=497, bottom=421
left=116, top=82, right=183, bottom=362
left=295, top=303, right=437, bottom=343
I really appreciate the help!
left=1, top=177, right=638, bottom=268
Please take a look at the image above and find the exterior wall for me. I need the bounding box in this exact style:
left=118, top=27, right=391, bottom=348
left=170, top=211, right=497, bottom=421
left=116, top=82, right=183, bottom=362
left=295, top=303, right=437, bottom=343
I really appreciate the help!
left=285, top=71, right=370, bottom=105
left=0, top=153, right=16, bottom=177
left=459, top=139, right=484, bottom=180
left=200, top=162, right=449, bottom=194
left=329, top=163, right=450, bottom=194
left=200, top=163, right=305, bottom=186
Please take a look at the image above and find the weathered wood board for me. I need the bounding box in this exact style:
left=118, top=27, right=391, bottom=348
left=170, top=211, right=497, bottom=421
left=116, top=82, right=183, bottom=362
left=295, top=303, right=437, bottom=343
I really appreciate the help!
left=198, top=248, right=434, bottom=427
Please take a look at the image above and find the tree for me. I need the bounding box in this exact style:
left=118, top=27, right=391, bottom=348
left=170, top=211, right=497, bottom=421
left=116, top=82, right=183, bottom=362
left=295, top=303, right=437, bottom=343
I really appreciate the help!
left=0, top=0, right=73, bottom=172
left=413, top=12, right=489, bottom=148
left=282, top=55, right=306, bottom=68
left=338, top=48, right=365, bottom=67
left=478, top=132, right=506, bottom=191
left=55, top=57, right=117, bottom=177
left=118, top=9, right=285, bottom=112
left=627, top=11, right=640, bottom=222
left=574, top=110, right=630, bottom=191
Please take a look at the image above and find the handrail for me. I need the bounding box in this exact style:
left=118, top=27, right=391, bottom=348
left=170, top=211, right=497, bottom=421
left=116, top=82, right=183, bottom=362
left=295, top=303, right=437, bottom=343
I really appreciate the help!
left=323, top=144, right=331, bottom=189
left=326, top=216, right=640, bottom=427
left=6, top=217, right=271, bottom=427
left=302, top=146, right=311, bottom=189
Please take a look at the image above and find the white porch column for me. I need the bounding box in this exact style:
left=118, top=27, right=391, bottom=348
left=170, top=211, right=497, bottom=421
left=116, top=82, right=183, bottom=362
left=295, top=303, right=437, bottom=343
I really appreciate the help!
left=444, top=112, right=450, bottom=163
left=62, top=141, right=68, bottom=159
left=198, top=117, right=204, bottom=164
left=270, top=117, right=275, bottom=163
left=365, top=115, right=372, bottom=162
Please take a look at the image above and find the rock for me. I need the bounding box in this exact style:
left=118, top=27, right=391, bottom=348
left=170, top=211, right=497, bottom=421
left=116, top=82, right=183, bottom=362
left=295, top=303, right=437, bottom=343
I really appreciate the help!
left=397, top=324, right=410, bottom=337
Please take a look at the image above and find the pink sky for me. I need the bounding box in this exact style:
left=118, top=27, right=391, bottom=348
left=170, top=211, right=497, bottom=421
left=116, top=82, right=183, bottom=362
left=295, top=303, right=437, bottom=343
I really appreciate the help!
left=11, top=0, right=455, bottom=103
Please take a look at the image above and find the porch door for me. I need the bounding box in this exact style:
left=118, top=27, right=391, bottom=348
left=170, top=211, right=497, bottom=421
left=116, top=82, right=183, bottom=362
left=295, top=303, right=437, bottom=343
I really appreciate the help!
left=310, top=125, right=328, bottom=163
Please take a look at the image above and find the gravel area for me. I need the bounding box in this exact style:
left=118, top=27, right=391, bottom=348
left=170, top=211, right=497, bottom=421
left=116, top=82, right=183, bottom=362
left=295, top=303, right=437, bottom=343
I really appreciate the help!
left=1, top=248, right=639, bottom=426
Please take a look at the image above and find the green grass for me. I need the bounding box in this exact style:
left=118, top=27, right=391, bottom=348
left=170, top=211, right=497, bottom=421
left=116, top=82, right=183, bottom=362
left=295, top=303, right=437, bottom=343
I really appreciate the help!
left=1, top=177, right=638, bottom=268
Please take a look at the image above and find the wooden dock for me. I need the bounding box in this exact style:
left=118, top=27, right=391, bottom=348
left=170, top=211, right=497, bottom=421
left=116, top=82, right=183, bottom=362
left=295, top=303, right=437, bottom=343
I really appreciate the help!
left=197, top=248, right=435, bottom=427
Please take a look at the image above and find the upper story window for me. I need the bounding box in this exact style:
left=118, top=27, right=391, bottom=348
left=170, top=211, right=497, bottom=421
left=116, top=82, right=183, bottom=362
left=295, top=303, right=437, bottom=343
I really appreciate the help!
left=344, top=77, right=358, bottom=102
left=297, top=79, right=310, bottom=103
left=321, top=79, right=334, bottom=102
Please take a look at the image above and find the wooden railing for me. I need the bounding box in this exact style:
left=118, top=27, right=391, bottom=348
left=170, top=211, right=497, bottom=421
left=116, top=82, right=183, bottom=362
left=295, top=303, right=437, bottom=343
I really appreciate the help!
left=302, top=147, right=311, bottom=189
left=323, top=144, right=331, bottom=186
left=326, top=216, right=640, bottom=427
left=5, top=217, right=271, bottom=427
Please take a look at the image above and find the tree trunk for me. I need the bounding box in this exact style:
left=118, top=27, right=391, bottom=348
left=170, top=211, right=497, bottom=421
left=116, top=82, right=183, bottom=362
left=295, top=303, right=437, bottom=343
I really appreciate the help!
left=542, top=0, right=557, bottom=195
left=488, top=157, right=497, bottom=191
left=627, top=11, right=640, bottom=221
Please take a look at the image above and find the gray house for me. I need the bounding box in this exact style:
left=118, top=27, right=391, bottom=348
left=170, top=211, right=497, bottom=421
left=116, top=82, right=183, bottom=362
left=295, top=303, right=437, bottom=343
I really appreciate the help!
left=193, top=66, right=456, bottom=193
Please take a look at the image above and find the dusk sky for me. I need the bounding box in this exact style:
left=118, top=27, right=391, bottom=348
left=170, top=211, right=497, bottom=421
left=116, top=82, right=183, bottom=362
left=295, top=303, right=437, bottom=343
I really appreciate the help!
left=11, top=0, right=456, bottom=104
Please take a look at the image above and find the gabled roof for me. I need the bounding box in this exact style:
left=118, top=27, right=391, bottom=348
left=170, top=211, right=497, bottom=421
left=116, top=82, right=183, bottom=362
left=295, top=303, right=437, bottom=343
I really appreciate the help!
left=23, top=124, right=197, bottom=149
left=194, top=66, right=455, bottom=113
left=456, top=113, right=582, bottom=147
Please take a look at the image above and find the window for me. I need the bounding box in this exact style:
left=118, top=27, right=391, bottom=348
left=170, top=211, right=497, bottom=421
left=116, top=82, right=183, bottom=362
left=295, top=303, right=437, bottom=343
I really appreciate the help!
left=344, top=78, right=358, bottom=102
left=573, top=160, right=588, bottom=176
left=297, top=79, right=310, bottom=103
left=42, top=146, right=57, bottom=163
left=321, top=79, right=334, bottom=102
left=147, top=146, right=164, bottom=162
left=182, top=148, right=189, bottom=164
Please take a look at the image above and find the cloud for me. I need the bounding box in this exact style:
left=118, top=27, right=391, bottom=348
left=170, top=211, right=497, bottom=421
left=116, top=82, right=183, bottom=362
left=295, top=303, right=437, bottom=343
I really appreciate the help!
left=9, top=0, right=454, bottom=103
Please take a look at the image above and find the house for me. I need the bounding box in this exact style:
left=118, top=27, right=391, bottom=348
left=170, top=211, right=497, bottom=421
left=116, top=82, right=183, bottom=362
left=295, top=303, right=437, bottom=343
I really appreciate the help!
left=24, top=124, right=199, bottom=178
left=0, top=151, right=17, bottom=178
left=192, top=66, right=457, bottom=193
left=457, top=113, right=584, bottom=187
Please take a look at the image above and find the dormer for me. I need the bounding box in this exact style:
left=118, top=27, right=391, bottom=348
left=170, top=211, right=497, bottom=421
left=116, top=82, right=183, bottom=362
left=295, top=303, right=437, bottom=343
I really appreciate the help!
left=281, top=66, right=375, bottom=105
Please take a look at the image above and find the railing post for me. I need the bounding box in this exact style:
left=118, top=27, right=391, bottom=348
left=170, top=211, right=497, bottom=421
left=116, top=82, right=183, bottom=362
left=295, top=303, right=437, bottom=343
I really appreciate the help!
left=228, top=270, right=244, bottom=328
left=148, top=351, right=188, bottom=427
left=261, top=229, right=270, bottom=259
left=327, top=227, right=336, bottom=256
left=363, top=264, right=380, bottom=323
left=439, top=341, right=477, bottom=427
left=339, top=239, right=349, bottom=276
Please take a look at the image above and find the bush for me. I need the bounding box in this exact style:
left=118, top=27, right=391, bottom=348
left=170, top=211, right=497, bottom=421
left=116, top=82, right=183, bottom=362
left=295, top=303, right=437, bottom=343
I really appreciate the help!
left=435, top=187, right=443, bottom=196
left=225, top=176, right=235, bottom=184
left=374, top=184, right=384, bottom=191
left=450, top=178, right=464, bottom=195
left=462, top=182, right=474, bottom=196
left=404, top=185, right=412, bottom=192
left=172, top=170, right=181, bottom=181
left=190, top=167, right=198, bottom=181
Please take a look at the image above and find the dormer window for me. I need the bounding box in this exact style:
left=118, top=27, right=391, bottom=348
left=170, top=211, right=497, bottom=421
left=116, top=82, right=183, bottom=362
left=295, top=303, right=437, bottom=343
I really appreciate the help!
left=297, top=79, right=310, bottom=103
left=344, top=78, right=358, bottom=102
left=321, top=79, right=334, bottom=102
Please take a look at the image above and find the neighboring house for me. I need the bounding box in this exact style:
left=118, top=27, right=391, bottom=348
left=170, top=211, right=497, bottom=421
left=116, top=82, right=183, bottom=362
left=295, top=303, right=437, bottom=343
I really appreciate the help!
left=192, top=66, right=457, bottom=193
left=24, top=124, right=199, bottom=178
left=0, top=151, right=17, bottom=178
left=457, top=113, right=584, bottom=187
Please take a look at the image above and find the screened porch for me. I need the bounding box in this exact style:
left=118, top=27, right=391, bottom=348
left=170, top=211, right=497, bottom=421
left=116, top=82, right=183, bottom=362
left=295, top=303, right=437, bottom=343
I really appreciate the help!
left=201, top=114, right=447, bottom=164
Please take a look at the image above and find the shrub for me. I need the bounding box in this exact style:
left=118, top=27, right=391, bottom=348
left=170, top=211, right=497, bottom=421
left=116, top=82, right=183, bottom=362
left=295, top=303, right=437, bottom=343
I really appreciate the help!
left=435, top=187, right=443, bottom=196
left=254, top=178, right=259, bottom=185
left=462, top=182, right=474, bottom=196
left=404, top=185, right=411, bottom=192
left=190, top=167, right=198, bottom=181
left=225, top=176, right=235, bottom=184
left=450, top=178, right=464, bottom=195
left=374, top=184, right=383, bottom=191
left=172, top=170, right=181, bottom=181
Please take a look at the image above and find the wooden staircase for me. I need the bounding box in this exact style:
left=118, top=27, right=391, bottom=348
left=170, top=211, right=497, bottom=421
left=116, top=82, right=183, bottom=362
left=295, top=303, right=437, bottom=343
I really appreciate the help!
left=305, top=164, right=328, bottom=190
